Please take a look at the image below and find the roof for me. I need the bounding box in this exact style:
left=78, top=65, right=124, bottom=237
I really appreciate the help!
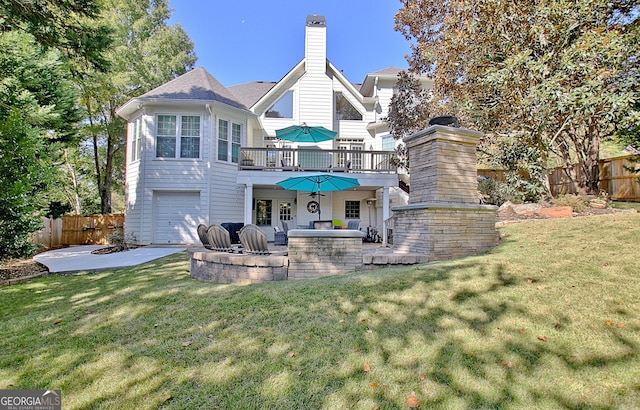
left=359, top=66, right=432, bottom=96
left=138, top=67, right=247, bottom=110
left=367, top=67, right=405, bottom=77
left=228, top=81, right=277, bottom=109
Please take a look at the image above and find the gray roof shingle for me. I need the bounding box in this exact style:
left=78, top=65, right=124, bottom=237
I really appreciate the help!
left=139, top=67, right=247, bottom=110
left=228, top=81, right=277, bottom=109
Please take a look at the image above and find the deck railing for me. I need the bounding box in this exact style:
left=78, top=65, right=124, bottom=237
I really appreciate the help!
left=239, top=147, right=397, bottom=173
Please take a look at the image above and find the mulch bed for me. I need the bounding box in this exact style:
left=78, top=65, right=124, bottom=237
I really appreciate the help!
left=0, top=258, right=50, bottom=283
left=496, top=205, right=631, bottom=222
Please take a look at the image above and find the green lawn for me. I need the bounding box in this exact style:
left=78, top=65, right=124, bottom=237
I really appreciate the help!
left=1, top=214, right=639, bottom=409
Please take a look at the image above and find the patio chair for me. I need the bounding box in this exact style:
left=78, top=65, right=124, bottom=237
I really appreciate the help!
left=330, top=160, right=351, bottom=173
left=206, top=224, right=240, bottom=253
left=347, top=220, right=360, bottom=230
left=197, top=223, right=212, bottom=249
left=279, top=220, right=289, bottom=244
left=281, top=159, right=299, bottom=171
left=239, top=224, right=271, bottom=255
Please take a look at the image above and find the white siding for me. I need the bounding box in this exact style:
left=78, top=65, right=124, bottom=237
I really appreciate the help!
left=210, top=163, right=244, bottom=224
left=128, top=105, right=212, bottom=244
left=305, top=24, right=326, bottom=75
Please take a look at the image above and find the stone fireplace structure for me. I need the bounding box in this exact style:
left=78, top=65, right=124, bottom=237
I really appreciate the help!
left=391, top=125, right=499, bottom=260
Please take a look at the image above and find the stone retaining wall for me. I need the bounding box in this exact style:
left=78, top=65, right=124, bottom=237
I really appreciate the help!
left=189, top=248, right=288, bottom=284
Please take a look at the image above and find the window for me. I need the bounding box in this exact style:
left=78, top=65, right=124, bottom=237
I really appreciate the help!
left=156, top=115, right=176, bottom=157
left=335, top=92, right=362, bottom=120
left=256, top=199, right=272, bottom=225
left=218, top=119, right=243, bottom=163
left=279, top=202, right=292, bottom=221
left=131, top=117, right=143, bottom=162
left=232, top=123, right=241, bottom=163
left=180, top=116, right=200, bottom=158
left=155, top=114, right=200, bottom=158
left=345, top=200, right=360, bottom=219
left=339, top=142, right=364, bottom=169
left=265, top=91, right=293, bottom=118
left=382, top=135, right=395, bottom=151
left=218, top=119, right=228, bottom=161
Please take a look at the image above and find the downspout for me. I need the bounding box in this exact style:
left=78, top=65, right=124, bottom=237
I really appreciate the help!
left=206, top=103, right=213, bottom=225
left=373, top=76, right=379, bottom=123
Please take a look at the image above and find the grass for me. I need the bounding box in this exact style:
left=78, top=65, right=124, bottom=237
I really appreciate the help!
left=610, top=201, right=640, bottom=212
left=1, top=214, right=639, bottom=409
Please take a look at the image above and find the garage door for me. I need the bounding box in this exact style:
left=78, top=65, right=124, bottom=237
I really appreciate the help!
left=153, top=191, right=201, bottom=244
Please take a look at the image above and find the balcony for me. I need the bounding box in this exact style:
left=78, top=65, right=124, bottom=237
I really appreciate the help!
left=239, top=147, right=397, bottom=173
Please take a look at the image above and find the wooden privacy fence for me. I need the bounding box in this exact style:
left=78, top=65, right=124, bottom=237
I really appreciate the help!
left=32, top=217, right=63, bottom=248
left=478, top=155, right=640, bottom=201
left=32, top=214, right=124, bottom=247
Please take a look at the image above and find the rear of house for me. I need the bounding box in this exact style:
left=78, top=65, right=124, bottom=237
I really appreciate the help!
left=116, top=15, right=432, bottom=245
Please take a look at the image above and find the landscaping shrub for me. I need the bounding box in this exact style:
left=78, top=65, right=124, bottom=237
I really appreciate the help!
left=478, top=177, right=525, bottom=205
left=551, top=194, right=589, bottom=212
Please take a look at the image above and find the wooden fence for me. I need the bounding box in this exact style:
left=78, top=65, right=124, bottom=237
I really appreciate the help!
left=32, top=214, right=124, bottom=247
left=478, top=155, right=640, bottom=201
left=31, top=217, right=63, bottom=248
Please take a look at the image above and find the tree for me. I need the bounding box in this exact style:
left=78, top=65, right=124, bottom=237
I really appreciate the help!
left=77, top=0, right=196, bottom=214
left=0, top=31, right=79, bottom=258
left=0, top=0, right=111, bottom=258
left=0, top=0, right=111, bottom=70
left=392, top=0, right=640, bottom=197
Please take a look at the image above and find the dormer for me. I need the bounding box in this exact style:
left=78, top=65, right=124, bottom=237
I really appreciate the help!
left=305, top=15, right=327, bottom=75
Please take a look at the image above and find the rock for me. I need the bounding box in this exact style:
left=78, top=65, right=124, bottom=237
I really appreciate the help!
left=510, top=203, right=543, bottom=216
left=536, top=206, right=573, bottom=218
left=590, top=200, right=608, bottom=209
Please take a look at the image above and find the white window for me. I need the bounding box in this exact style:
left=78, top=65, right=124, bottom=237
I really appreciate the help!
left=339, top=142, right=364, bottom=169
left=266, top=91, right=293, bottom=118
left=279, top=201, right=292, bottom=221
left=155, top=114, right=200, bottom=159
left=335, top=92, right=362, bottom=121
left=131, top=117, right=143, bottom=162
left=218, top=119, right=228, bottom=161
left=382, top=135, right=395, bottom=151
left=232, top=123, right=241, bottom=163
left=345, top=200, right=360, bottom=219
left=218, top=119, right=243, bottom=163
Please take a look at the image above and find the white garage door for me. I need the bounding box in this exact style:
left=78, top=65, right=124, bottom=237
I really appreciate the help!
left=153, top=191, right=201, bottom=244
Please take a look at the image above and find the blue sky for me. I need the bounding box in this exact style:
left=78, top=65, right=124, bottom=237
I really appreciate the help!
left=167, top=0, right=411, bottom=86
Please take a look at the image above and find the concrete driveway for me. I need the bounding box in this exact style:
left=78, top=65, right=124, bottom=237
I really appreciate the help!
left=34, top=245, right=186, bottom=274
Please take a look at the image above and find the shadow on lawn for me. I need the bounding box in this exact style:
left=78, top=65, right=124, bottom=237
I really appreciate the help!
left=2, top=245, right=638, bottom=409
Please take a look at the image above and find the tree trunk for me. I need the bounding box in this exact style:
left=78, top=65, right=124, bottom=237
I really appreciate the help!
left=63, top=149, right=82, bottom=214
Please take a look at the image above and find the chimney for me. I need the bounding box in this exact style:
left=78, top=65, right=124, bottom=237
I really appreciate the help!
left=305, top=15, right=327, bottom=74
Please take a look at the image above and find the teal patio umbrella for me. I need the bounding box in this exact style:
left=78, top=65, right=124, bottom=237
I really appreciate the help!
left=277, top=173, right=360, bottom=220
left=275, top=123, right=337, bottom=143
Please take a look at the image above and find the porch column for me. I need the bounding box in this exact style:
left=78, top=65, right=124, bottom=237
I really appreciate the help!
left=382, top=186, right=390, bottom=244
left=244, top=183, right=253, bottom=225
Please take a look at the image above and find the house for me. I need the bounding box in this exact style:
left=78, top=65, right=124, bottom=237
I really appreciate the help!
left=116, top=15, right=432, bottom=245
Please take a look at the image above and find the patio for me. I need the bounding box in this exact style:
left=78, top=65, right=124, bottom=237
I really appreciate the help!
left=188, top=239, right=429, bottom=284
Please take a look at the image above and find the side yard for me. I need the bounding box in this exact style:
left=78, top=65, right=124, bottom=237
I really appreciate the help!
left=1, top=214, right=639, bottom=409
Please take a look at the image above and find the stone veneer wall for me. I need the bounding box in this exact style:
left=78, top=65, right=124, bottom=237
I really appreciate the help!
left=189, top=248, right=288, bottom=284
left=392, top=125, right=499, bottom=259
left=287, top=229, right=363, bottom=279
left=392, top=203, right=498, bottom=260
